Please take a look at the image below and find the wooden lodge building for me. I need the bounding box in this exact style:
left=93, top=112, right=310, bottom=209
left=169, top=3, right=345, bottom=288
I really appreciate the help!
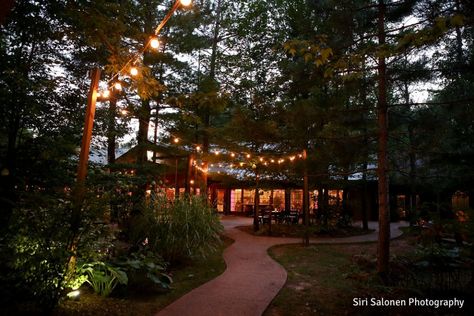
left=114, top=142, right=472, bottom=221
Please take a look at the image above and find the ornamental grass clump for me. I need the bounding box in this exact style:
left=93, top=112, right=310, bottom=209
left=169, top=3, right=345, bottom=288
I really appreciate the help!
left=131, top=195, right=223, bottom=264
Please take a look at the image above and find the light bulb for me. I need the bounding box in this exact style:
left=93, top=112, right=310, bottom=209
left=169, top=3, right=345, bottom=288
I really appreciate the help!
left=150, top=37, right=160, bottom=49
left=180, top=0, right=192, bottom=6
left=130, top=67, right=138, bottom=76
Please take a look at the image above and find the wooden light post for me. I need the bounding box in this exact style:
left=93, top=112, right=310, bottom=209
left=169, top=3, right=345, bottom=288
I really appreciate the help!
left=76, top=68, right=100, bottom=187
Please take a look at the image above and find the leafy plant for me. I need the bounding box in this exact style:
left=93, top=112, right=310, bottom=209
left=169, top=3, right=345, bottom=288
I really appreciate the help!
left=116, top=249, right=172, bottom=289
left=79, top=261, right=128, bottom=297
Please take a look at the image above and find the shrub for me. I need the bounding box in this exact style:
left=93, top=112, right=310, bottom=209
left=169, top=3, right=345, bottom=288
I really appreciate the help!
left=0, top=192, right=116, bottom=313
left=130, top=195, right=223, bottom=264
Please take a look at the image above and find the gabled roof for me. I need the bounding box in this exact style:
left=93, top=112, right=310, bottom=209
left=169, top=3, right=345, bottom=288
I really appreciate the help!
left=115, top=140, right=190, bottom=165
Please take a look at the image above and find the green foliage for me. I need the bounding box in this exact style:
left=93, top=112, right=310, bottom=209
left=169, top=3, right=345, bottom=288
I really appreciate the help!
left=0, top=198, right=72, bottom=311
left=130, top=195, right=223, bottom=264
left=115, top=249, right=172, bottom=290
left=79, top=261, right=128, bottom=297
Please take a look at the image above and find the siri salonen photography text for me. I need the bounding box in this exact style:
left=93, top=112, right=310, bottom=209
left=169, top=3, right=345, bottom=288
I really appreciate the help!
left=353, top=297, right=465, bottom=309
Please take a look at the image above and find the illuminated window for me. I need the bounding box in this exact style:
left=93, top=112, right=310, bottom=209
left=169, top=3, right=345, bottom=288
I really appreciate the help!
left=260, top=190, right=271, bottom=205
left=243, top=189, right=255, bottom=206
left=231, top=189, right=242, bottom=212
left=291, top=190, right=303, bottom=210
left=273, top=190, right=285, bottom=210
left=328, top=190, right=343, bottom=206
left=217, top=189, right=225, bottom=212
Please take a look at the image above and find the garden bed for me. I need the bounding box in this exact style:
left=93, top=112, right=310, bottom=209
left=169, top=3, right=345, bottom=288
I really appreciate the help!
left=54, top=236, right=233, bottom=316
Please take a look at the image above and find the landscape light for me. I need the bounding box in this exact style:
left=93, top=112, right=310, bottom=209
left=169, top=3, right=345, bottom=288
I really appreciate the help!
left=67, top=290, right=80, bottom=300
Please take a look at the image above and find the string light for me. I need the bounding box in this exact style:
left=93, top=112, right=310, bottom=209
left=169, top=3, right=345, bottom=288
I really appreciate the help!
left=114, top=82, right=122, bottom=91
left=97, top=90, right=110, bottom=99
left=231, top=153, right=235, bottom=158
left=259, top=157, right=264, bottom=162
left=246, top=154, right=251, bottom=159
left=215, top=151, right=220, bottom=155
left=99, top=1, right=194, bottom=95
left=150, top=37, right=160, bottom=49
left=196, top=146, right=201, bottom=151
left=173, top=138, right=179, bottom=143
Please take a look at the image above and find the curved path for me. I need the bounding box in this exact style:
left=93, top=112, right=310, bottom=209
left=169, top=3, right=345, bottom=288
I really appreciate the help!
left=156, top=217, right=408, bottom=316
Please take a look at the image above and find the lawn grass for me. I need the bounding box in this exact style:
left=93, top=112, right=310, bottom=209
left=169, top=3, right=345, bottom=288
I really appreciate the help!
left=265, top=236, right=472, bottom=316
left=55, top=236, right=233, bottom=316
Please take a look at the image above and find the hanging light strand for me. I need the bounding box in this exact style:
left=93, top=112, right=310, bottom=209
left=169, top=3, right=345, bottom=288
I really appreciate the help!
left=103, top=0, right=191, bottom=90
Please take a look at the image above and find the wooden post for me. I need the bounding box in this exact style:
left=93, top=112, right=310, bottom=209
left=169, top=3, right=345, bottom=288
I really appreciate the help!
left=68, top=67, right=100, bottom=280
left=77, top=68, right=100, bottom=187
left=303, top=149, right=310, bottom=246
left=377, top=0, right=391, bottom=280
left=175, top=158, right=179, bottom=200
left=253, top=168, right=260, bottom=231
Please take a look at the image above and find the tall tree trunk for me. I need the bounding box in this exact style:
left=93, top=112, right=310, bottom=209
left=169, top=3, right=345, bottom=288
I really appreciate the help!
left=0, top=0, right=15, bottom=25
left=253, top=169, right=260, bottom=231
left=361, top=162, right=369, bottom=230
left=107, top=97, right=117, bottom=165
left=377, top=0, right=391, bottom=281
left=403, top=79, right=417, bottom=220
left=201, top=0, right=222, bottom=200
left=0, top=114, right=20, bottom=230
left=303, top=149, right=310, bottom=246
left=137, top=99, right=151, bottom=164
left=184, top=154, right=193, bottom=197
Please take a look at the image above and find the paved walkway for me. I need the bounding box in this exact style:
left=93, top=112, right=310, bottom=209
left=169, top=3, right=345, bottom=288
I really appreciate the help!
left=156, top=217, right=408, bottom=316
